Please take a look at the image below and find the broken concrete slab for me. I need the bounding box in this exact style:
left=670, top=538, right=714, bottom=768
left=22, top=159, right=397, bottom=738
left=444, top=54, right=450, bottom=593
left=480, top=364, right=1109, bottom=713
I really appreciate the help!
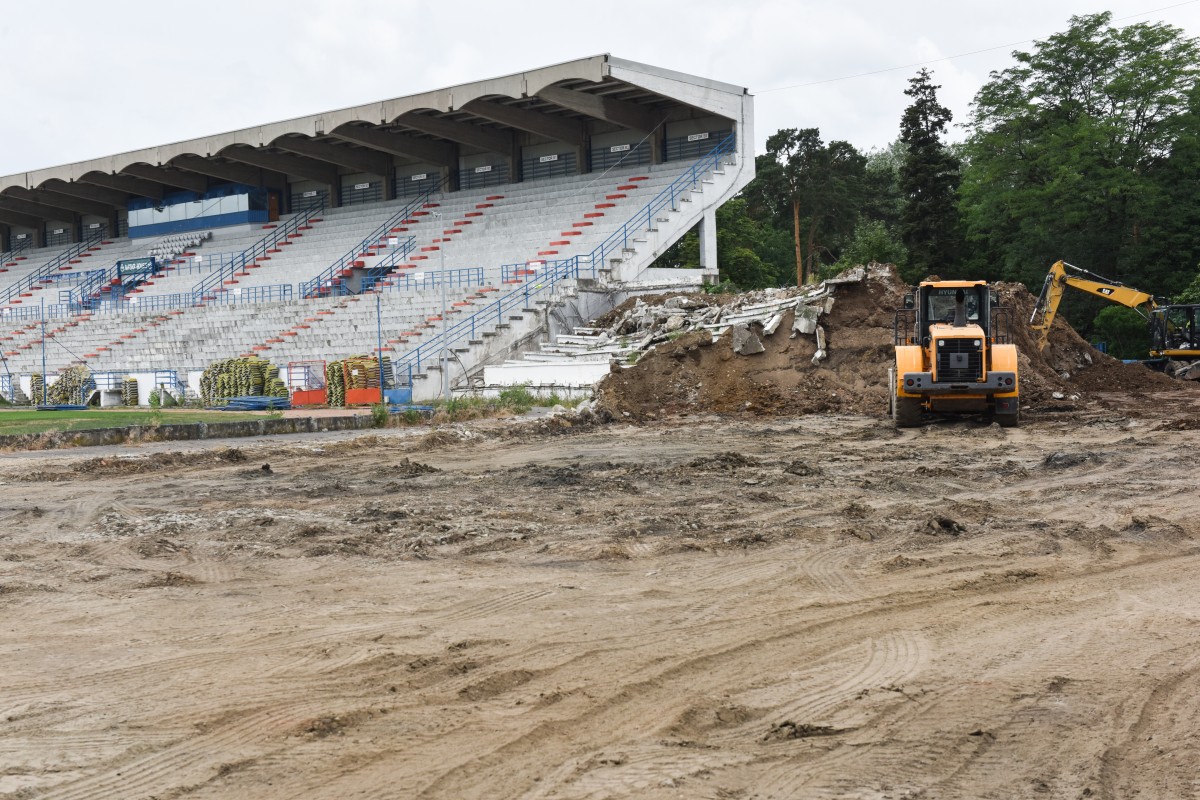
left=793, top=305, right=821, bottom=336
left=731, top=324, right=765, bottom=355
left=812, top=325, right=827, bottom=365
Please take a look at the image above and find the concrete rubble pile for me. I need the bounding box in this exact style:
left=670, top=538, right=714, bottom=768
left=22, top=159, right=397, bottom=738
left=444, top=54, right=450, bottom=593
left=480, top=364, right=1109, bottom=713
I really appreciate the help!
left=582, top=265, right=877, bottom=366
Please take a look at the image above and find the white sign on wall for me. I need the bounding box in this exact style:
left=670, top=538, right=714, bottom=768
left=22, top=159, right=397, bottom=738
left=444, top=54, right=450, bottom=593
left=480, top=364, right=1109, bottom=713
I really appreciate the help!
left=687, top=132, right=710, bottom=142
left=539, top=154, right=559, bottom=163
left=354, top=182, right=371, bottom=190
left=610, top=144, right=631, bottom=153
left=52, top=228, right=65, bottom=235
left=410, top=173, right=428, bottom=181
left=474, top=165, right=493, bottom=174
left=88, top=223, right=101, bottom=229
left=302, top=190, right=318, bottom=198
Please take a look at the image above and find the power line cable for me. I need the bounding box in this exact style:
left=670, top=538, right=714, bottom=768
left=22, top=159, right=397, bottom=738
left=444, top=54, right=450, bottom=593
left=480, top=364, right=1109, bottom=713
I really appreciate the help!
left=755, top=0, right=1200, bottom=93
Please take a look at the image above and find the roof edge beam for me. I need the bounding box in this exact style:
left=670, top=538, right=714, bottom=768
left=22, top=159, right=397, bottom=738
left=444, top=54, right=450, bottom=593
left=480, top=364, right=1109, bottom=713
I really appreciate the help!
left=0, top=197, right=78, bottom=221
left=536, top=85, right=661, bottom=133
left=120, top=164, right=208, bottom=194
left=221, top=147, right=339, bottom=186
left=6, top=187, right=113, bottom=217
left=0, top=208, right=44, bottom=228
left=39, top=179, right=129, bottom=207
left=78, top=172, right=164, bottom=200
left=329, top=126, right=456, bottom=168
left=273, top=137, right=392, bottom=178
left=460, top=99, right=587, bottom=147
left=396, top=113, right=513, bottom=154
left=171, top=155, right=269, bottom=186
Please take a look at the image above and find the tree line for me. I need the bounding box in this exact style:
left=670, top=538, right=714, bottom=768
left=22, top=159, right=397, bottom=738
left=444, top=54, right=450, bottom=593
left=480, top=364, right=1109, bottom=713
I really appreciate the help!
left=659, top=13, right=1200, bottom=356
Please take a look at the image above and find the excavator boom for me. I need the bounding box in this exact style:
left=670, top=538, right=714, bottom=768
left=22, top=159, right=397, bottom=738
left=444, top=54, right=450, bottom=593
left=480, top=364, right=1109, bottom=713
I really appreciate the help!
left=1029, top=261, right=1156, bottom=351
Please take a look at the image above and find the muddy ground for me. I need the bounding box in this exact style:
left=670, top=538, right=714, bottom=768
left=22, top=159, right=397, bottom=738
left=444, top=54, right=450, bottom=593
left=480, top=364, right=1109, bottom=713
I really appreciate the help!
left=2, top=386, right=1199, bottom=799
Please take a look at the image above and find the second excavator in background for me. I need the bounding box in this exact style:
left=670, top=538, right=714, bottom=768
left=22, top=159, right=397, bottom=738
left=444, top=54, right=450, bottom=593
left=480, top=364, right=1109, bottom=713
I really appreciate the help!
left=1029, top=260, right=1200, bottom=380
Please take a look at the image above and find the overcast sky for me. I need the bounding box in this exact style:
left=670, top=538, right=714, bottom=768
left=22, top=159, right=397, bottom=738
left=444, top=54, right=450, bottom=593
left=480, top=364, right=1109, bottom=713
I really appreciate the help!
left=1, top=0, right=1198, bottom=177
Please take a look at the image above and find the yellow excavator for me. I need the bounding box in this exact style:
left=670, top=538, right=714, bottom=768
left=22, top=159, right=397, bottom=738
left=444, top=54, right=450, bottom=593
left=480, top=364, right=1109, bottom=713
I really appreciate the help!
left=1030, top=260, right=1200, bottom=380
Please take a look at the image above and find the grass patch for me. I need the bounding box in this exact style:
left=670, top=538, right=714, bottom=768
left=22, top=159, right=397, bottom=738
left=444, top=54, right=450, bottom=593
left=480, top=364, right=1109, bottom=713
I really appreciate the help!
left=429, top=386, right=586, bottom=422
left=0, top=408, right=264, bottom=437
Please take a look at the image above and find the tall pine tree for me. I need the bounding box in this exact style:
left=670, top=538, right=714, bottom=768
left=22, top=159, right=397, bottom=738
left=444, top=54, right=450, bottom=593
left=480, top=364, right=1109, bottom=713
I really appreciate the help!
left=899, top=69, right=961, bottom=281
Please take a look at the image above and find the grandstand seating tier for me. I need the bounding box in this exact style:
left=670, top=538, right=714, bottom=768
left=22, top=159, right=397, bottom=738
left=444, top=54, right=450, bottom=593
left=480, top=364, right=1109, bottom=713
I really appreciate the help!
left=0, top=155, right=730, bottom=392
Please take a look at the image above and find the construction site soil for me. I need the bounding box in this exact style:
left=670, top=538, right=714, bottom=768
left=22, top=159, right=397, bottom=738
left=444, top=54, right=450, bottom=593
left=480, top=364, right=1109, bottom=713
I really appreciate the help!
left=2, top=269, right=1199, bottom=799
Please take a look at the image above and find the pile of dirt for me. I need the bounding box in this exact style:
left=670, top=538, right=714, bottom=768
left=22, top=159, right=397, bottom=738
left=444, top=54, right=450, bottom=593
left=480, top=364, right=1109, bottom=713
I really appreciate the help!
left=594, top=264, right=1196, bottom=420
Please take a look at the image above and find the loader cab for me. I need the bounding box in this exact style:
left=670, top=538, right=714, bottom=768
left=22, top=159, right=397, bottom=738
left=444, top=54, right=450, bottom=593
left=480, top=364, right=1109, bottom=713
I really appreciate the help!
left=916, top=282, right=991, bottom=344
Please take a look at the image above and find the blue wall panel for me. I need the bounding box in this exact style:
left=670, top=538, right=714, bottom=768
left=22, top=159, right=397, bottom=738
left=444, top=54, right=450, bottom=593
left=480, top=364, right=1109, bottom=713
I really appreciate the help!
left=129, top=210, right=267, bottom=239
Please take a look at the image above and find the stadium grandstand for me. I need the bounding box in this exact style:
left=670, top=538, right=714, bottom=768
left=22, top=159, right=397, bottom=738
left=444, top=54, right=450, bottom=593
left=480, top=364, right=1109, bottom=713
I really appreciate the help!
left=0, top=54, right=753, bottom=404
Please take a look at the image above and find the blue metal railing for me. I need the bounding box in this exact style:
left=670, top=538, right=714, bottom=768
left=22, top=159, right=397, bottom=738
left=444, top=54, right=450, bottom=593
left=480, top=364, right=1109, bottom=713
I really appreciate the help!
left=393, top=256, right=593, bottom=385
left=60, top=269, right=111, bottom=309
left=391, top=135, right=736, bottom=387
left=0, top=238, right=33, bottom=266
left=0, top=233, right=105, bottom=305
left=362, top=266, right=485, bottom=293
left=59, top=258, right=160, bottom=311
left=191, top=196, right=325, bottom=303
left=153, top=369, right=188, bottom=402
left=590, top=133, right=735, bottom=271
left=159, top=252, right=241, bottom=276
left=300, top=180, right=445, bottom=299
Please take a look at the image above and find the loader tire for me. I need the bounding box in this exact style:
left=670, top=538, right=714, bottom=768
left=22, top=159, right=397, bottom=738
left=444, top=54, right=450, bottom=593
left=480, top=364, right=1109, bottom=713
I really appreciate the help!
left=893, top=396, right=922, bottom=429
left=995, top=397, right=1020, bottom=428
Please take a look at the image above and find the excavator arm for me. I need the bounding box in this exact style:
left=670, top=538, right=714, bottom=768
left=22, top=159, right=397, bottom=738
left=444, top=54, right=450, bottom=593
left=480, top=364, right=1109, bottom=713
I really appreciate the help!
left=1029, top=260, right=1157, bottom=351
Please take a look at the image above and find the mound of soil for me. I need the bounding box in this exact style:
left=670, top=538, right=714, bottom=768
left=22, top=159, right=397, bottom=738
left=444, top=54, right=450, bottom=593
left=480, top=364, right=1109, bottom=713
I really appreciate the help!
left=595, top=265, right=1197, bottom=420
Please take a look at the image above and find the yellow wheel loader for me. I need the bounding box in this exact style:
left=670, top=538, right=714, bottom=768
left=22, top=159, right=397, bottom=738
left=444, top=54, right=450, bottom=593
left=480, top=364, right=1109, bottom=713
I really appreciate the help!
left=890, top=280, right=1020, bottom=428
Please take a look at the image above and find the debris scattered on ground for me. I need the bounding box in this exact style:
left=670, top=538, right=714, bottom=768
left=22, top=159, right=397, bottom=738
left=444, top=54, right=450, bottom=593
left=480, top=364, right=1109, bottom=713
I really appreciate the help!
left=589, top=264, right=1198, bottom=421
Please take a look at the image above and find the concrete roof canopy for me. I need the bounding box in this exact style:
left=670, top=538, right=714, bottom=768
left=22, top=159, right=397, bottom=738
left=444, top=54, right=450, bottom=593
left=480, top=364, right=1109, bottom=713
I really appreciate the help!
left=0, top=55, right=750, bottom=222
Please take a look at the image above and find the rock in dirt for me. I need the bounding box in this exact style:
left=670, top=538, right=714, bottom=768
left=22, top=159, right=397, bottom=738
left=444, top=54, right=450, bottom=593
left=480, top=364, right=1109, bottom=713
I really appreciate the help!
left=761, top=721, right=842, bottom=742
left=926, top=516, right=967, bottom=535
left=732, top=324, right=765, bottom=355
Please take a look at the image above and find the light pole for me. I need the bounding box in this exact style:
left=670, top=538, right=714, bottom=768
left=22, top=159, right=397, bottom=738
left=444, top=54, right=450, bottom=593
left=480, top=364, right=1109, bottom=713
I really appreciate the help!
left=433, top=211, right=450, bottom=403
left=40, top=297, right=47, bottom=406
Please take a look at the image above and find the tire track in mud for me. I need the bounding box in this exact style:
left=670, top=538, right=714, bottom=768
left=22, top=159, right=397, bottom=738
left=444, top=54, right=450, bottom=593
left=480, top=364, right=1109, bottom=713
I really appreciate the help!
left=747, top=630, right=931, bottom=799
left=39, top=697, right=341, bottom=800
left=1099, top=657, right=1200, bottom=799
left=432, top=588, right=556, bottom=623
left=403, top=595, right=951, bottom=799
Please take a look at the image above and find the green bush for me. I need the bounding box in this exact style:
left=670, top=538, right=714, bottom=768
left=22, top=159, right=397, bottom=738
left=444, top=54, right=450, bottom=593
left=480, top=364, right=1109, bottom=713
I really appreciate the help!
left=1091, top=306, right=1151, bottom=360
left=371, top=403, right=389, bottom=428
left=497, top=384, right=536, bottom=413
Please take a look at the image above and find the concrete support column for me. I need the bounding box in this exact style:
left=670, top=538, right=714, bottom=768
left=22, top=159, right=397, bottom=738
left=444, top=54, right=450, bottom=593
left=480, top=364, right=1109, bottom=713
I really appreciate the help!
left=698, top=206, right=718, bottom=282
left=382, top=171, right=396, bottom=202
left=446, top=144, right=461, bottom=193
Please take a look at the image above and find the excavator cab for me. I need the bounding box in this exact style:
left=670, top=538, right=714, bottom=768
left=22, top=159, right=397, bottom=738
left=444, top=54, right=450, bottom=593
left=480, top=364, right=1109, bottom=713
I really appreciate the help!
left=1151, top=305, right=1199, bottom=354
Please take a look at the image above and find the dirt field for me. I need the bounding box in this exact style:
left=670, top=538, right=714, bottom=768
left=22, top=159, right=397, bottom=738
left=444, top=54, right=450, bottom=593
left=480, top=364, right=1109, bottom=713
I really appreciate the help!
left=3, top=389, right=1200, bottom=799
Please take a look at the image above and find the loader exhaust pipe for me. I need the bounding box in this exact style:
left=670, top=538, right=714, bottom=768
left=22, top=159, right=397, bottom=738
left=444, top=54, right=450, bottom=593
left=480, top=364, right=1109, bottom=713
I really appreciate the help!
left=953, top=289, right=967, bottom=327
